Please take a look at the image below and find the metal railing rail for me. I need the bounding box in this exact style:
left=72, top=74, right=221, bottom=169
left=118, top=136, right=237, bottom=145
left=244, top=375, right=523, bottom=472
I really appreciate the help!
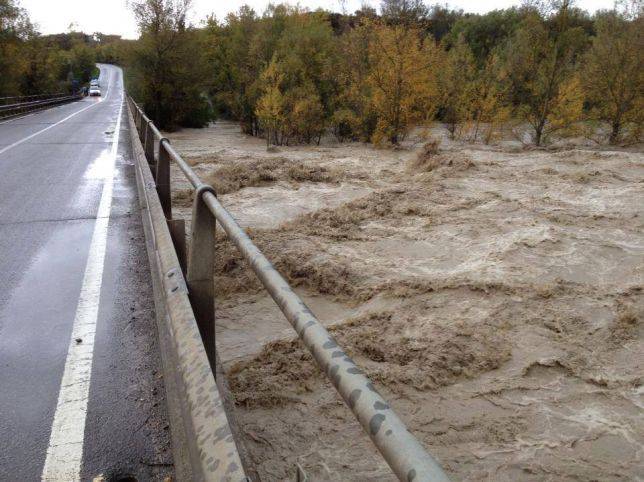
left=127, top=96, right=450, bottom=482
left=0, top=92, right=67, bottom=105
left=0, top=94, right=81, bottom=119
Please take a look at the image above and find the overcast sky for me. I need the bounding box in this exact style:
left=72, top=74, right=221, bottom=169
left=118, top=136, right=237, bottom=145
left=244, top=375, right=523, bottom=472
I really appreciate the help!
left=20, top=0, right=616, bottom=39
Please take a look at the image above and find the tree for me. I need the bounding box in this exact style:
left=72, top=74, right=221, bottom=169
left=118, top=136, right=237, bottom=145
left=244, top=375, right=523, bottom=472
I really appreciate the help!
left=470, top=52, right=511, bottom=143
left=288, top=85, right=326, bottom=144
left=129, top=0, right=211, bottom=129
left=68, top=42, right=96, bottom=84
left=0, top=0, right=34, bottom=96
left=380, top=0, right=428, bottom=26
left=438, top=35, right=477, bottom=139
left=367, top=22, right=440, bottom=145
left=582, top=11, right=642, bottom=144
left=446, top=8, right=525, bottom=62
left=204, top=6, right=263, bottom=134
left=501, top=2, right=585, bottom=145
left=19, top=37, right=66, bottom=94
left=426, top=5, right=465, bottom=41
left=332, top=21, right=377, bottom=141
left=255, top=58, right=285, bottom=146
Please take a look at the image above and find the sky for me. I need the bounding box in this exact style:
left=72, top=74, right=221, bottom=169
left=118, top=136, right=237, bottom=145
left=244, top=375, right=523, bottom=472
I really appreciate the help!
left=20, top=0, right=616, bottom=39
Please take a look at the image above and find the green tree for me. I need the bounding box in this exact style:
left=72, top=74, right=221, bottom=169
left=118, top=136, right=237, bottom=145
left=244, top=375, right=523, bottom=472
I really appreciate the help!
left=501, top=2, right=585, bottom=145
left=0, top=0, right=34, bottom=96
left=446, top=8, right=525, bottom=63
left=332, top=22, right=376, bottom=141
left=68, top=42, right=96, bottom=83
left=582, top=11, right=642, bottom=144
left=129, top=0, right=211, bottom=129
left=204, top=6, right=263, bottom=134
left=380, top=0, right=428, bottom=26
left=19, top=37, right=65, bottom=94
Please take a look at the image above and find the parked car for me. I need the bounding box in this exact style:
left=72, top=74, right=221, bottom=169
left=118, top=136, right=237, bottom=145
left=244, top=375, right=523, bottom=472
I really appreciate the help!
left=89, top=86, right=101, bottom=96
left=90, top=79, right=100, bottom=87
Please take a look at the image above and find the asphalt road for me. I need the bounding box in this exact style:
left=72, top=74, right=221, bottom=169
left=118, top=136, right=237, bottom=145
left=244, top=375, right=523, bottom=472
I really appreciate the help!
left=0, top=65, right=173, bottom=481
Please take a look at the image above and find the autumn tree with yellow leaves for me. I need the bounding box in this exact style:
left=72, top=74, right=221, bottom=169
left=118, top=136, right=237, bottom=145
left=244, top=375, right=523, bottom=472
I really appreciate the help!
left=437, top=35, right=477, bottom=139
left=367, top=22, right=441, bottom=145
left=255, top=59, right=285, bottom=147
left=469, top=53, right=511, bottom=143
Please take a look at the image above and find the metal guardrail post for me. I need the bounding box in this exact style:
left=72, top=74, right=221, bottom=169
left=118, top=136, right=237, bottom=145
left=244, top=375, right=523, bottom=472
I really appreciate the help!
left=158, top=136, right=188, bottom=273
left=157, top=139, right=173, bottom=219
left=186, top=185, right=218, bottom=371
left=144, top=121, right=156, bottom=169
left=138, top=111, right=144, bottom=135
left=168, top=218, right=187, bottom=275
left=139, top=115, right=146, bottom=143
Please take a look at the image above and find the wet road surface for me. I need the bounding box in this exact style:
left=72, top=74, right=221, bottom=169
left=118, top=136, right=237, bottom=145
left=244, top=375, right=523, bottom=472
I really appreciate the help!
left=0, top=65, right=173, bottom=481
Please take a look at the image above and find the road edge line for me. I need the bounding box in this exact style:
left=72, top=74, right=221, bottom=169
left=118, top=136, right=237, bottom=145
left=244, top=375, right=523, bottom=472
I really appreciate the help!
left=40, top=90, right=123, bottom=481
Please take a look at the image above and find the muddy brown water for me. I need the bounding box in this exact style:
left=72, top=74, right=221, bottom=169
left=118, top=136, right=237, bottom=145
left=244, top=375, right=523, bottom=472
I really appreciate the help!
left=167, top=122, right=643, bottom=481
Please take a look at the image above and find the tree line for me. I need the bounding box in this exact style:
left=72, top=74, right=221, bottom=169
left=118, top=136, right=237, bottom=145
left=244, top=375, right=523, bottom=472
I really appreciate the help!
left=2, top=0, right=641, bottom=146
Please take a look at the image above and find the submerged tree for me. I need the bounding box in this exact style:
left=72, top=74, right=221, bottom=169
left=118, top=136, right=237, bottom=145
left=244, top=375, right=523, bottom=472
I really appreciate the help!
left=502, top=1, right=585, bottom=145
left=255, top=59, right=285, bottom=147
left=367, top=22, right=440, bottom=145
left=331, top=22, right=376, bottom=141
left=469, top=53, right=511, bottom=143
left=438, top=35, right=477, bottom=139
left=114, top=0, right=642, bottom=143
left=582, top=10, right=643, bottom=144
left=204, top=6, right=263, bottom=134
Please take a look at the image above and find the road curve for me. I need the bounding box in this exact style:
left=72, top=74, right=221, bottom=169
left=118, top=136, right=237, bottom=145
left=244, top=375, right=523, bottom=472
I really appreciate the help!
left=0, top=65, right=173, bottom=481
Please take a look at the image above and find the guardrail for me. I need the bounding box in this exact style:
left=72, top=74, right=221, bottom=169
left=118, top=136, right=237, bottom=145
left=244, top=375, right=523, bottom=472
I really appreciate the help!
left=0, top=92, right=67, bottom=105
left=126, top=98, right=249, bottom=481
left=127, top=95, right=450, bottom=482
left=0, top=93, right=81, bottom=119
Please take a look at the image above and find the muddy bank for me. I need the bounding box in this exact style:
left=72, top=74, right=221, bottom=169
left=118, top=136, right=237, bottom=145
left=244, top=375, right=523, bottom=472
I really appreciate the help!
left=167, top=121, right=644, bottom=481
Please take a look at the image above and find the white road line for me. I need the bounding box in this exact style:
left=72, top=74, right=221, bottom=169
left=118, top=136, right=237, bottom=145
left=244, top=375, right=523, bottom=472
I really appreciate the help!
left=0, top=101, right=100, bottom=155
left=41, top=82, right=123, bottom=482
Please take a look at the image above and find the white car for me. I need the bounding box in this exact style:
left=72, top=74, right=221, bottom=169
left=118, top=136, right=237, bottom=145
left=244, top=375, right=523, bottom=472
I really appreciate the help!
left=90, top=79, right=100, bottom=87
left=89, top=86, right=101, bottom=96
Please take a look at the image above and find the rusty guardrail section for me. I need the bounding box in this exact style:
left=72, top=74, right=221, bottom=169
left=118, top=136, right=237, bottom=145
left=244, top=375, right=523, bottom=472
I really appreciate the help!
left=126, top=99, right=249, bottom=481
left=0, top=93, right=81, bottom=120
left=127, top=95, right=450, bottom=482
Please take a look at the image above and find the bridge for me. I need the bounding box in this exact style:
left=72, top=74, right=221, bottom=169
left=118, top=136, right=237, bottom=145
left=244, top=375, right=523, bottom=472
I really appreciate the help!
left=0, top=65, right=448, bottom=481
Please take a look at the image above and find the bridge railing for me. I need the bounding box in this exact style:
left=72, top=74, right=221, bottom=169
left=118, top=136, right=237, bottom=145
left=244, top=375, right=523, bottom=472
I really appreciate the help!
left=127, top=95, right=450, bottom=482
left=0, top=93, right=81, bottom=119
